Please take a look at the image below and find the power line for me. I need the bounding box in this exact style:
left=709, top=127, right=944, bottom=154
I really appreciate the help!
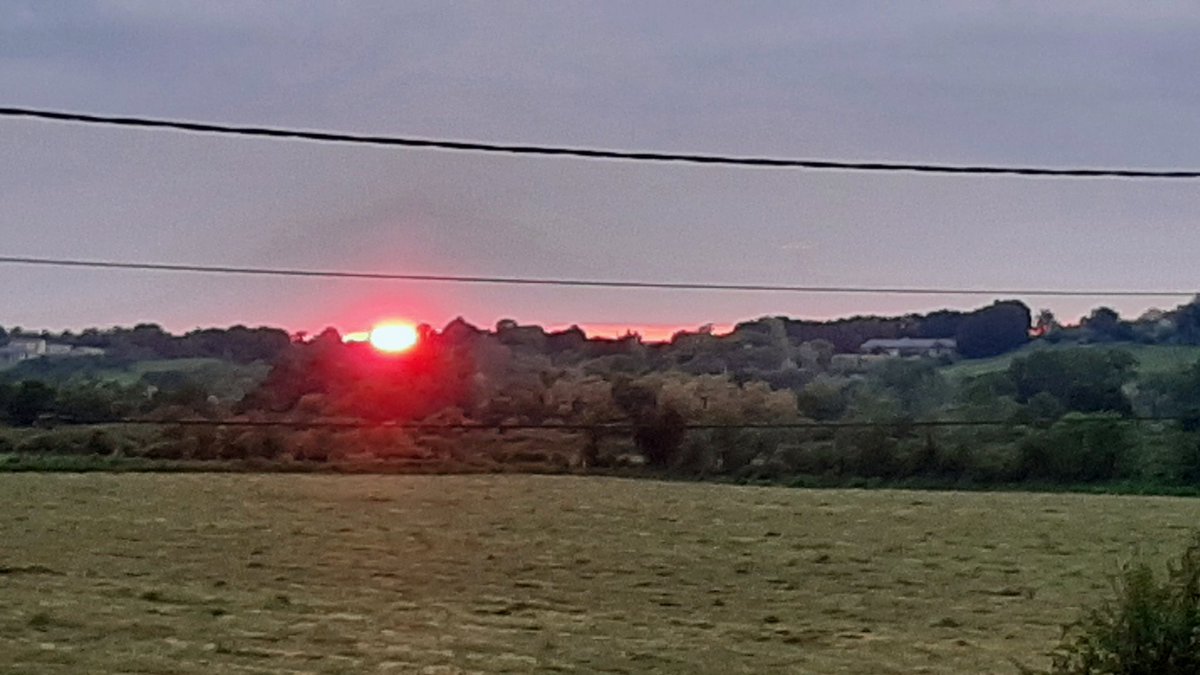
left=3, top=106, right=1198, bottom=179
left=42, top=415, right=1177, bottom=431
left=1, top=255, right=1195, bottom=298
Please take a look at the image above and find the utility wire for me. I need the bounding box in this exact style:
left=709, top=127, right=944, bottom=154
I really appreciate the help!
left=3, top=106, right=1198, bottom=179
left=1, top=255, right=1195, bottom=298
left=42, top=416, right=1181, bottom=431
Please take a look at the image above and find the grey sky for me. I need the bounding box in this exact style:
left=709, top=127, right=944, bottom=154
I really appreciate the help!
left=3, top=1, right=1199, bottom=335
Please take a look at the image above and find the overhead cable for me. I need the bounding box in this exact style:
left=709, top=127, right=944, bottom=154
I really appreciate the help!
left=3, top=106, right=1198, bottom=179
left=1, top=255, right=1194, bottom=298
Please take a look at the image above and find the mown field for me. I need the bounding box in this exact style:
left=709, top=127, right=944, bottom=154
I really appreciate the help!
left=3, top=476, right=1200, bottom=674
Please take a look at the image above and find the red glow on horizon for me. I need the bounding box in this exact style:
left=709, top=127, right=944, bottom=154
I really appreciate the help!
left=340, top=321, right=734, bottom=344
left=560, top=323, right=735, bottom=342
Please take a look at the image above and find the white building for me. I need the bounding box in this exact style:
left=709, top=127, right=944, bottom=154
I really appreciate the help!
left=0, top=337, right=105, bottom=365
left=859, top=338, right=957, bottom=358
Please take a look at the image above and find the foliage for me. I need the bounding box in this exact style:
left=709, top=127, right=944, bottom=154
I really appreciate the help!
left=55, top=323, right=291, bottom=363
left=1034, top=534, right=1200, bottom=675
left=4, top=381, right=56, bottom=426
left=862, top=359, right=948, bottom=417
left=19, top=301, right=1200, bottom=488
left=633, top=407, right=687, bottom=467
left=955, top=300, right=1032, bottom=359
left=1009, top=349, right=1137, bottom=414
left=1018, top=414, right=1134, bottom=482
left=1083, top=307, right=1135, bottom=343
left=1171, top=298, right=1200, bottom=345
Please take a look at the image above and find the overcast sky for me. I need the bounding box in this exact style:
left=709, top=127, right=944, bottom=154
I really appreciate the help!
left=3, top=1, right=1200, bottom=336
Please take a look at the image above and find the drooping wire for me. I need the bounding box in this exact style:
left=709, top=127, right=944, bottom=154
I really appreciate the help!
left=3, top=106, right=1199, bottom=179
left=0, top=255, right=1195, bottom=298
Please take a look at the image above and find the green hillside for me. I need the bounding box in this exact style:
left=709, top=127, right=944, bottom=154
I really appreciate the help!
left=942, top=342, right=1200, bottom=379
left=0, top=357, right=270, bottom=401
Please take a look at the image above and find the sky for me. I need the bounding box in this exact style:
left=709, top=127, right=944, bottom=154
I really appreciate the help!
left=3, top=1, right=1200, bottom=337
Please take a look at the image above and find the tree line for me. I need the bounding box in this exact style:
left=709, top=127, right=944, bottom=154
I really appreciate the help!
left=6, top=297, right=1200, bottom=489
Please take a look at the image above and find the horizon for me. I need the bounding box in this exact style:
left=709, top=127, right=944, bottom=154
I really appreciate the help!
left=4, top=297, right=1181, bottom=344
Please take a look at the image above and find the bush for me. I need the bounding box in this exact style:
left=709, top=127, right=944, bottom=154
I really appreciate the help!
left=633, top=407, right=687, bottom=467
left=15, top=429, right=115, bottom=455
left=835, top=427, right=901, bottom=478
left=775, top=440, right=839, bottom=476
left=1030, top=534, right=1200, bottom=674
left=710, top=428, right=763, bottom=473
left=6, top=380, right=56, bottom=426
left=226, top=430, right=284, bottom=460
left=673, top=434, right=719, bottom=474
left=1018, top=415, right=1134, bottom=483
left=1009, top=349, right=1136, bottom=415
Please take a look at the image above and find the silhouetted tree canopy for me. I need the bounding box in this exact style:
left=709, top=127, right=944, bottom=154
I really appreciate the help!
left=955, top=301, right=1032, bottom=358
left=1008, top=348, right=1136, bottom=414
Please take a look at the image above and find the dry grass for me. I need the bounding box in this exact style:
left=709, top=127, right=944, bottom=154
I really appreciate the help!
left=2, top=475, right=1200, bottom=673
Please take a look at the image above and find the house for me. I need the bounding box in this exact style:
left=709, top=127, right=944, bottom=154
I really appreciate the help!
left=858, top=338, right=957, bottom=358
left=0, top=337, right=105, bottom=366
left=0, top=337, right=47, bottom=364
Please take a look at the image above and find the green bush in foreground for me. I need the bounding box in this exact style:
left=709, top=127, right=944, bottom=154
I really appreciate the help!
left=1031, top=534, right=1200, bottom=674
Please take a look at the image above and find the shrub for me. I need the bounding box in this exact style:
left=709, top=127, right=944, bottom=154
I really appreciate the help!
left=673, top=434, right=719, bottom=474
left=633, top=407, right=687, bottom=467
left=1018, top=414, right=1134, bottom=483
left=835, top=427, right=900, bottom=478
left=1162, top=431, right=1200, bottom=485
left=225, top=430, right=284, bottom=460
left=775, top=440, right=839, bottom=476
left=1030, top=534, right=1200, bottom=674
left=6, top=380, right=56, bottom=426
left=15, top=429, right=115, bottom=455
left=711, top=428, right=763, bottom=473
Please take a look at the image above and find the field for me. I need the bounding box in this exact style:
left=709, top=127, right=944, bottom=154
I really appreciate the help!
left=940, top=342, right=1200, bottom=380
left=3, top=476, right=1200, bottom=674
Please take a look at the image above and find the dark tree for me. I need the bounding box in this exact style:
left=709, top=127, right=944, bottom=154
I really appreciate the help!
left=1082, top=307, right=1133, bottom=342
left=1173, top=297, right=1200, bottom=345
left=918, top=310, right=966, bottom=339
left=955, top=300, right=1032, bottom=358
left=1034, top=309, right=1059, bottom=337
left=611, top=377, right=657, bottom=419
left=6, top=380, right=56, bottom=426
left=1008, top=348, right=1136, bottom=414
left=634, top=407, right=687, bottom=467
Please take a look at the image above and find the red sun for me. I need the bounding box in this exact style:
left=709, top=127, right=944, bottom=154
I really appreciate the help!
left=368, top=322, right=419, bottom=353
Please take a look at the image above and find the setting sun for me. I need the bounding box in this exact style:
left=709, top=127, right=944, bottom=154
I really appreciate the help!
left=368, top=323, right=419, bottom=353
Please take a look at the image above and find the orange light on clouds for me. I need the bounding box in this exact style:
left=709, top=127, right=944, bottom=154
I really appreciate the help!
left=368, top=322, right=419, bottom=353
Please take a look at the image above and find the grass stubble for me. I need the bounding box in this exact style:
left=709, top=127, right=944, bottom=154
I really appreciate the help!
left=2, top=473, right=1199, bottom=674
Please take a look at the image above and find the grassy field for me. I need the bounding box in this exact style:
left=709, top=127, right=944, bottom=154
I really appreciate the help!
left=3, top=476, right=1200, bottom=674
left=0, top=357, right=270, bottom=401
left=941, top=342, right=1200, bottom=379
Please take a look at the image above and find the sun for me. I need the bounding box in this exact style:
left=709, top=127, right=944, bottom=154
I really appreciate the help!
left=368, top=322, right=419, bottom=353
